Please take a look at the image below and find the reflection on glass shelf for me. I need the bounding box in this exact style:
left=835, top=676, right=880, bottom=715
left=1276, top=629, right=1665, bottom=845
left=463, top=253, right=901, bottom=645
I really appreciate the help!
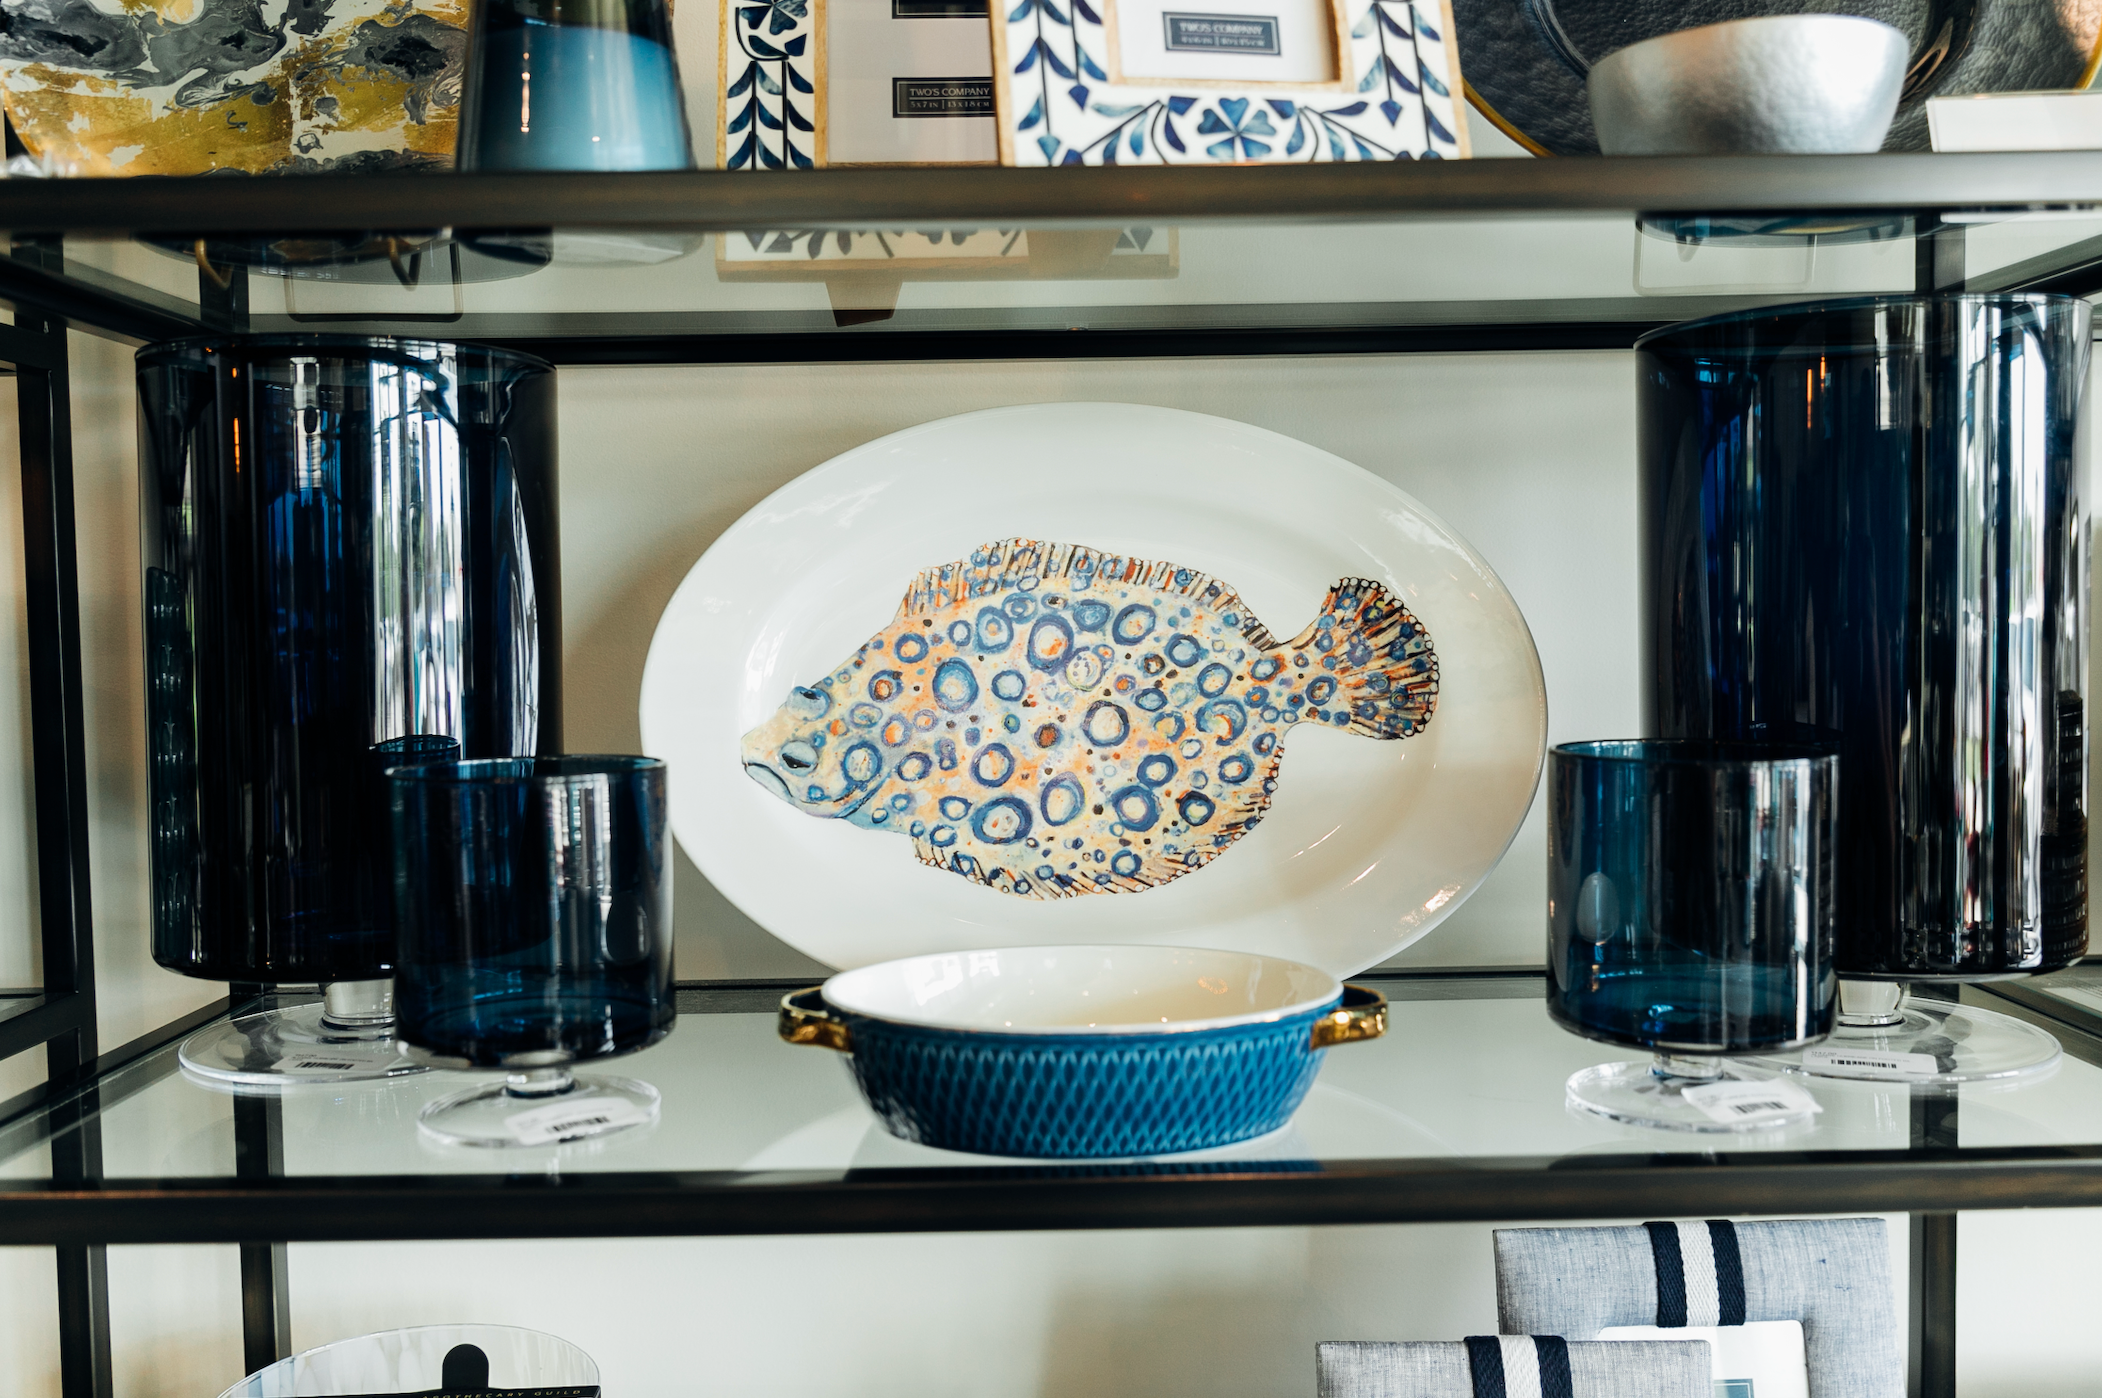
left=235, top=220, right=1916, bottom=326
left=7, top=983, right=2102, bottom=1186
left=29, top=207, right=2102, bottom=344
left=2043, top=984, right=2102, bottom=1015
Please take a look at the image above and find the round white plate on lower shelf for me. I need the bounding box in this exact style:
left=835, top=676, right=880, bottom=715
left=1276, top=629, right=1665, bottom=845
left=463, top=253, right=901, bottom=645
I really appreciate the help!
left=640, top=403, right=1546, bottom=976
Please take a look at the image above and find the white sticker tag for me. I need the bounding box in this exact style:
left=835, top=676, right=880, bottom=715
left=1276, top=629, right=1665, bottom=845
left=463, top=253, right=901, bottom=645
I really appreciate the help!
left=1680, top=1077, right=1822, bottom=1126
left=504, top=1095, right=653, bottom=1146
left=1801, top=1046, right=1942, bottom=1080
left=278, top=1044, right=407, bottom=1076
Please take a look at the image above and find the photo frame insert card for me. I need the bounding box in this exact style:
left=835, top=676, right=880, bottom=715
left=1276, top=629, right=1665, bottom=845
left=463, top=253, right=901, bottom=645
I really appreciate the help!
left=989, top=0, right=1465, bottom=163
left=1599, top=1320, right=1810, bottom=1398
left=720, top=0, right=1001, bottom=166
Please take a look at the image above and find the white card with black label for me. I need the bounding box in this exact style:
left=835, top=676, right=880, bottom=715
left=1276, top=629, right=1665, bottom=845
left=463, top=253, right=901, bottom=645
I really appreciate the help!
left=1800, top=1046, right=1941, bottom=1081
left=505, top=1095, right=654, bottom=1146
left=1680, top=1077, right=1822, bottom=1126
left=827, top=0, right=997, bottom=164
left=1110, top=0, right=1338, bottom=84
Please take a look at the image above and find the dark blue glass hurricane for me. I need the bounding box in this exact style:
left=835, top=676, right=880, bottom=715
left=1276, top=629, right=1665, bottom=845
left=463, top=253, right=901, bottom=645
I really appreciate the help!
left=391, top=756, right=675, bottom=1067
left=1547, top=740, right=1838, bottom=1054
left=137, top=335, right=560, bottom=986
left=1640, top=295, right=2090, bottom=979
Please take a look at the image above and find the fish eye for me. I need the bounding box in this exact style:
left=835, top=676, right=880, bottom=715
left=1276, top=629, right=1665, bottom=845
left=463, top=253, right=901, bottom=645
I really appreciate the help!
left=780, top=740, right=819, bottom=773
left=787, top=686, right=831, bottom=718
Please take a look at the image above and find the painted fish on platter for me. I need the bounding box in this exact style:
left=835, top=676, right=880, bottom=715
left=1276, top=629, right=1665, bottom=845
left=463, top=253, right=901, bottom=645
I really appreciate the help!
left=741, top=539, right=1439, bottom=899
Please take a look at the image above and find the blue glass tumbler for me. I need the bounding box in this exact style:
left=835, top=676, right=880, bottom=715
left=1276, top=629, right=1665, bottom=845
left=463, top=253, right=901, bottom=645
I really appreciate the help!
left=393, top=756, right=674, bottom=1147
left=1549, top=740, right=1838, bottom=1132
left=139, top=335, right=559, bottom=1089
left=1640, top=293, right=2087, bottom=1083
left=459, top=0, right=694, bottom=170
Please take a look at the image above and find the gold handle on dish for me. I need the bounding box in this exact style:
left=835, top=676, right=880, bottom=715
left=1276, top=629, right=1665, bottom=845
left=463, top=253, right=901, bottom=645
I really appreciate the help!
left=779, top=986, right=852, bottom=1052
left=1308, top=984, right=1387, bottom=1050
left=193, top=239, right=234, bottom=292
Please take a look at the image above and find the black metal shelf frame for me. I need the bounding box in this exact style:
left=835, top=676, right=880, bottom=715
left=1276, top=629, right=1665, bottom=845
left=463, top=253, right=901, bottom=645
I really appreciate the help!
left=1, top=165, right=2100, bottom=1398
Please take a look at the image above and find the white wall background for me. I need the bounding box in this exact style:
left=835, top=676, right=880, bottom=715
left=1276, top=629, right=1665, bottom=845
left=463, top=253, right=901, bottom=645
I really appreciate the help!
left=3, top=103, right=2102, bottom=1391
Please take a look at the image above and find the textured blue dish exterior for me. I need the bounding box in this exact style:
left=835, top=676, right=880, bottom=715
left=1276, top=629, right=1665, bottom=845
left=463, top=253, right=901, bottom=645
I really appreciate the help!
left=840, top=997, right=1341, bottom=1158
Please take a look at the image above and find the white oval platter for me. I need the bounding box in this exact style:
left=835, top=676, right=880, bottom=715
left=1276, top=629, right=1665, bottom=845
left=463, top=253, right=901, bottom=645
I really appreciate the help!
left=639, top=403, right=1546, bottom=977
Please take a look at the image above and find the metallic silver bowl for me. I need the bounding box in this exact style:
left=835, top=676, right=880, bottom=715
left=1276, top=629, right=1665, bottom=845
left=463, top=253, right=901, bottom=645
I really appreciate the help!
left=1587, top=15, right=1908, bottom=155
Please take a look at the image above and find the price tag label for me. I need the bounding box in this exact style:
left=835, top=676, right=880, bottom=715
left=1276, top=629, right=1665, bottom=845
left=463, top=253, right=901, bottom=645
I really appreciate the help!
left=278, top=1044, right=407, bottom=1076
left=1680, top=1077, right=1822, bottom=1126
left=1801, top=1046, right=1941, bottom=1081
left=504, top=1095, right=653, bottom=1146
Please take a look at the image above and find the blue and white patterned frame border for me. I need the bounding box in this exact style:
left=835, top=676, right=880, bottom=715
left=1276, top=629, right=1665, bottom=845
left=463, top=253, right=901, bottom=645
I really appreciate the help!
left=988, top=0, right=1466, bottom=164
left=719, top=0, right=828, bottom=169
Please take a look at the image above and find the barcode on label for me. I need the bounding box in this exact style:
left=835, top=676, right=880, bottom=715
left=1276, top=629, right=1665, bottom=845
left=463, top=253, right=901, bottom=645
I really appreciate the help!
left=290, top=1059, right=363, bottom=1071
left=502, top=1092, right=654, bottom=1145
left=1680, top=1075, right=1821, bottom=1126
left=1802, top=1045, right=1939, bottom=1080
left=548, top=1115, right=612, bottom=1133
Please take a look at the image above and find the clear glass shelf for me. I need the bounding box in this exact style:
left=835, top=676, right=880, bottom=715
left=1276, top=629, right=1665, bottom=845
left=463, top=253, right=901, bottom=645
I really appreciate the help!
left=5, top=974, right=2102, bottom=1242
left=7, top=159, right=2102, bottom=355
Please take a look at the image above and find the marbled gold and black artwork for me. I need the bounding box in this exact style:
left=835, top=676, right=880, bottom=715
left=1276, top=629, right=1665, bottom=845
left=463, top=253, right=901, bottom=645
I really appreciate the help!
left=0, top=0, right=464, bottom=174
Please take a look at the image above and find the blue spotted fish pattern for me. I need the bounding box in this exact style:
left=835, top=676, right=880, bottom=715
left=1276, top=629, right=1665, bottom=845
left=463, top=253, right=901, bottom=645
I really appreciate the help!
left=739, top=538, right=1438, bottom=898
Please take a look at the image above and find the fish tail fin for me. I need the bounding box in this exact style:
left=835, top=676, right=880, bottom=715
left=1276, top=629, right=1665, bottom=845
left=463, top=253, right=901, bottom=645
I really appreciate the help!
left=1281, top=579, right=1438, bottom=740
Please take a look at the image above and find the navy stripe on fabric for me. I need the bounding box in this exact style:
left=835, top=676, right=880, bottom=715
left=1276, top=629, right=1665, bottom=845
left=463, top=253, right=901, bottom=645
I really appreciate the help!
left=1532, top=1336, right=1573, bottom=1398
left=1707, top=1219, right=1746, bottom=1326
left=1645, top=1220, right=1688, bottom=1327
left=1464, top=1336, right=1506, bottom=1398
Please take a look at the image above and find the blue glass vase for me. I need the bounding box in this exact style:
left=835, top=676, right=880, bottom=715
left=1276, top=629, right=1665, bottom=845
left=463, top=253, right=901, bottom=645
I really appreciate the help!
left=1549, top=740, right=1837, bottom=1132
left=137, top=335, right=559, bottom=1088
left=1640, top=295, right=2090, bottom=981
left=393, top=756, right=674, bottom=1147
left=459, top=0, right=694, bottom=171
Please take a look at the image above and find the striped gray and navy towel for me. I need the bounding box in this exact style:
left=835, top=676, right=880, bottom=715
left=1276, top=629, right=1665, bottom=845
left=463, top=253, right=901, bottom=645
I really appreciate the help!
left=1494, top=1217, right=1902, bottom=1398
left=1316, top=1338, right=1709, bottom=1398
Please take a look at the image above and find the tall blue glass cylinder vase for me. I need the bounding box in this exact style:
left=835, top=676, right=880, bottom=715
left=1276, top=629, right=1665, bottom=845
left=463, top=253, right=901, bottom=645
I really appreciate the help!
left=137, top=335, right=560, bottom=1086
left=459, top=0, right=694, bottom=171
left=1640, top=294, right=2090, bottom=983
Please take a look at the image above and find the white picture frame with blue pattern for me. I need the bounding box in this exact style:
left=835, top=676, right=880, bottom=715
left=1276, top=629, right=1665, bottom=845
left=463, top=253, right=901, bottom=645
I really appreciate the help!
left=986, top=0, right=1467, bottom=164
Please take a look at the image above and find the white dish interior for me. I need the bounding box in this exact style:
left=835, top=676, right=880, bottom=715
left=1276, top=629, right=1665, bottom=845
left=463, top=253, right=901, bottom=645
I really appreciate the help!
left=823, top=944, right=1342, bottom=1035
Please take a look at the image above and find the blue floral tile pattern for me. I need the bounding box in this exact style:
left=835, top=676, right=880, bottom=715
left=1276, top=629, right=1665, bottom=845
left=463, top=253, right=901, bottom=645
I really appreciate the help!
left=841, top=1001, right=1338, bottom=1158
left=720, top=0, right=817, bottom=169
left=992, top=0, right=1464, bottom=164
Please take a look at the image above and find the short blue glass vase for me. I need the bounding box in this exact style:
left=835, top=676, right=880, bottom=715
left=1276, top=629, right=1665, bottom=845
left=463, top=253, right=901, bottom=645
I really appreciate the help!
left=1549, top=740, right=1838, bottom=1131
left=393, top=756, right=675, bottom=1147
